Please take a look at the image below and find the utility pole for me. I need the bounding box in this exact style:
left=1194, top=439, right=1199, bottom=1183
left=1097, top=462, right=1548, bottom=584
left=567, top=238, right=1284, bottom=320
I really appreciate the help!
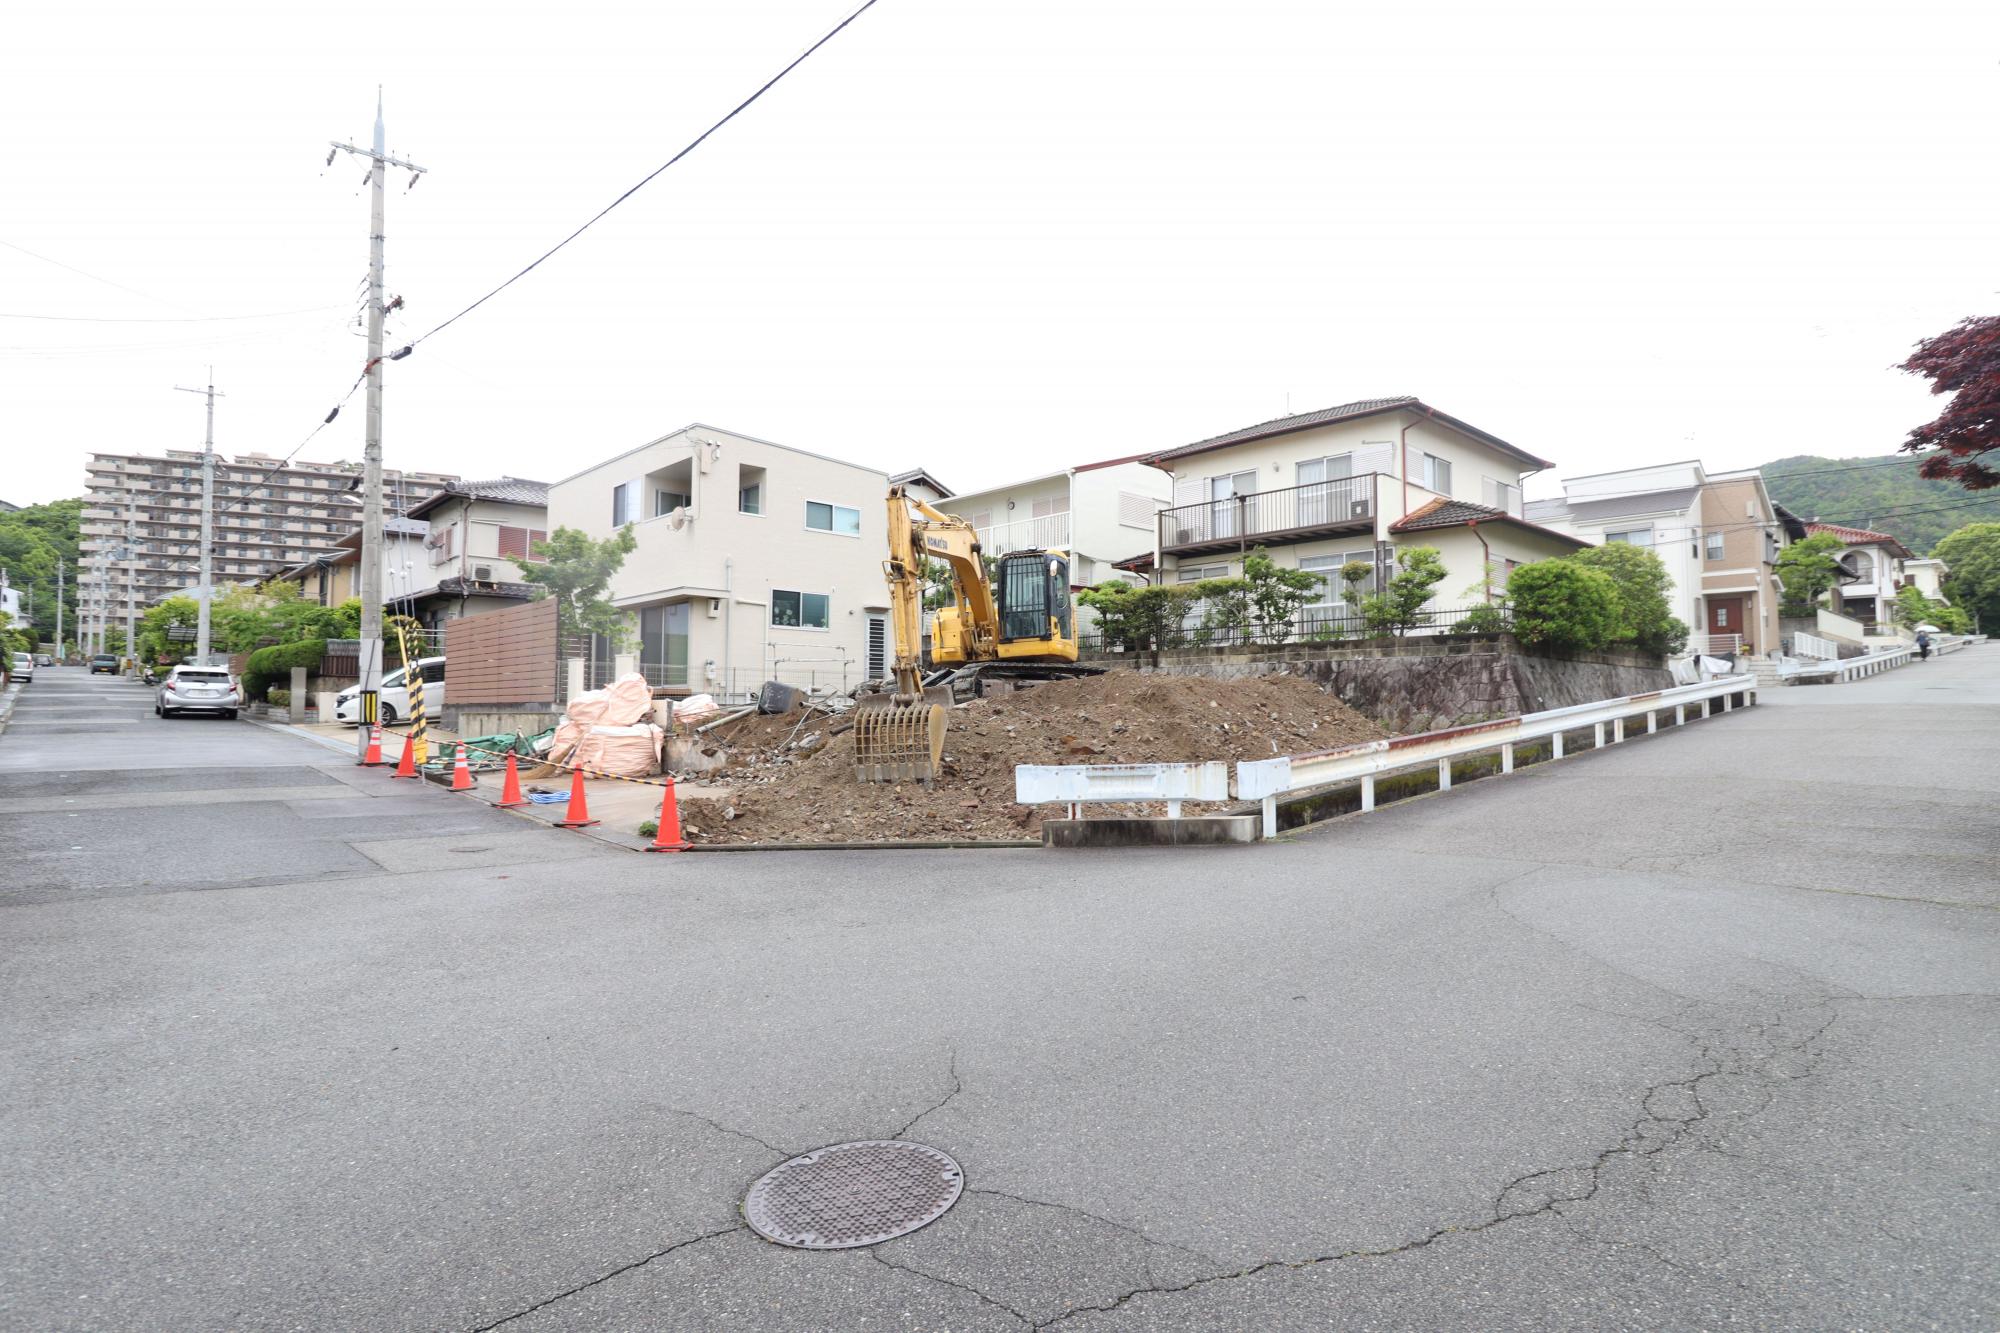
left=174, top=371, right=224, bottom=665
left=54, top=559, right=63, bottom=658
left=124, top=507, right=138, bottom=674
left=331, top=92, right=425, bottom=762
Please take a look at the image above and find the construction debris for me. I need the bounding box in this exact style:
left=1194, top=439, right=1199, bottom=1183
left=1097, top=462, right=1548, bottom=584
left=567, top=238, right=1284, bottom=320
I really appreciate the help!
left=678, top=671, right=1384, bottom=844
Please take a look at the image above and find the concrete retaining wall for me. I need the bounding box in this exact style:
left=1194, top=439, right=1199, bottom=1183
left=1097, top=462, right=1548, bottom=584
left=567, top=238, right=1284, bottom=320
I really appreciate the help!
left=1089, top=634, right=1673, bottom=733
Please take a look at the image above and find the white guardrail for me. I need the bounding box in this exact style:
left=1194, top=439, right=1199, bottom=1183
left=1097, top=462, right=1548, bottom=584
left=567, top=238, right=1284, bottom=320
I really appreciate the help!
left=1014, top=675, right=1758, bottom=839
left=1775, top=644, right=1912, bottom=682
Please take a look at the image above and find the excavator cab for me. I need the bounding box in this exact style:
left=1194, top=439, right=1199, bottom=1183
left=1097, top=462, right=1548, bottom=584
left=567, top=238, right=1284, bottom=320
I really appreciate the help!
left=995, top=551, right=1075, bottom=655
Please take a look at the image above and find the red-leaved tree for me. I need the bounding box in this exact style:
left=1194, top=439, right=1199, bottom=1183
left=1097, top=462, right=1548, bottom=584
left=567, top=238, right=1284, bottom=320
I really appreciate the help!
left=1900, top=315, right=2000, bottom=490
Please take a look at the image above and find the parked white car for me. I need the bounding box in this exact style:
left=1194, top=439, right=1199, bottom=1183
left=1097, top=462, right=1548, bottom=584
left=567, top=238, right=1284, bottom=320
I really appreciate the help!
left=156, top=664, right=240, bottom=719
left=333, top=656, right=445, bottom=726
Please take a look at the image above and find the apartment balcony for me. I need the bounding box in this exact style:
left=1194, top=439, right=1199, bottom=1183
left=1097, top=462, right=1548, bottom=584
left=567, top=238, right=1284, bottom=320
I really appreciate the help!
left=1158, top=473, right=1380, bottom=558
left=977, top=511, right=1072, bottom=554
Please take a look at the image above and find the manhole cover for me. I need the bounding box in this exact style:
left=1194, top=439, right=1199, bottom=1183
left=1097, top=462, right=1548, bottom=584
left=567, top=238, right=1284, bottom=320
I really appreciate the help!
left=744, top=1140, right=963, bottom=1249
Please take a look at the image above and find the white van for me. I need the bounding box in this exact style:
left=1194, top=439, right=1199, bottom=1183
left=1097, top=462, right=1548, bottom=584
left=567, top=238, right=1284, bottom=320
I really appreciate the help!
left=333, top=656, right=445, bottom=726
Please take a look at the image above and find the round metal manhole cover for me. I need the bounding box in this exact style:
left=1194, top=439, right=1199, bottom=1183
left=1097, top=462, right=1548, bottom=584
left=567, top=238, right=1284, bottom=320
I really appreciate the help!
left=744, top=1140, right=963, bottom=1249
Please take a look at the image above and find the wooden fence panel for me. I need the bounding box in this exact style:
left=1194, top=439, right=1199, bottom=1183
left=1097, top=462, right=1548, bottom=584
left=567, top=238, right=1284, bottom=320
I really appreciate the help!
left=444, top=598, right=558, bottom=705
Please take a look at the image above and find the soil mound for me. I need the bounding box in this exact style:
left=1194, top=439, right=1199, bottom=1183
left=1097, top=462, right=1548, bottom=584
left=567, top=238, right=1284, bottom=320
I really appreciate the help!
left=680, top=671, right=1383, bottom=844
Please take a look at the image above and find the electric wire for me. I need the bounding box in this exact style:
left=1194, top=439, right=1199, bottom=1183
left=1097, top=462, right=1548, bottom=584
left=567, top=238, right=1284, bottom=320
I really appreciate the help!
left=406, top=0, right=881, bottom=351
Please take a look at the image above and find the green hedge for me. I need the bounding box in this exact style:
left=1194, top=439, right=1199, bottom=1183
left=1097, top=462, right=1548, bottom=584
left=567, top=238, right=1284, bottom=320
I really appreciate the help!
left=242, top=638, right=326, bottom=703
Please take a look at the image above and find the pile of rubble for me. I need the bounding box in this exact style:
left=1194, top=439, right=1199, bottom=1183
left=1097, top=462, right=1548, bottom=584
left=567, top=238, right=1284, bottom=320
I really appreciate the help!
left=676, top=671, right=1385, bottom=844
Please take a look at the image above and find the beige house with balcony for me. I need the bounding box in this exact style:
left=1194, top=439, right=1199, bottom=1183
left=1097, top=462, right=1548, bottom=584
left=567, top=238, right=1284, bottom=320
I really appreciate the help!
left=546, top=424, right=890, bottom=698
left=1139, top=397, right=1580, bottom=619
left=1806, top=523, right=1915, bottom=629
left=932, top=456, right=1171, bottom=590
left=401, top=478, right=552, bottom=630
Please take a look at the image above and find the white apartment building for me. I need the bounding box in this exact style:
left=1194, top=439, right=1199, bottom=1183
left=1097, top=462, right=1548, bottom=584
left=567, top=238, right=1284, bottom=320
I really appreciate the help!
left=1139, top=397, right=1579, bottom=616
left=933, top=456, right=1171, bottom=589
left=546, top=424, right=891, bottom=698
left=80, top=449, right=453, bottom=623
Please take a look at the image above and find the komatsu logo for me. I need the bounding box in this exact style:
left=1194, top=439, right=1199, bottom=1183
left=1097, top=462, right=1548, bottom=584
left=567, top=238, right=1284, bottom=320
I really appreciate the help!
left=924, top=536, right=951, bottom=552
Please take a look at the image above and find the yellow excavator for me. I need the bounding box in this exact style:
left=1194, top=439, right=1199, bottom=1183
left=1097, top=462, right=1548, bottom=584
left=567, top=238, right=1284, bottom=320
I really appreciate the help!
left=853, top=486, right=1096, bottom=781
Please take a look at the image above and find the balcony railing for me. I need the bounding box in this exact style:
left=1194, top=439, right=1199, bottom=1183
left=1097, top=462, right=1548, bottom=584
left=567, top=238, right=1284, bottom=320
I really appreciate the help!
left=977, top=510, right=1071, bottom=553
left=1159, top=474, right=1379, bottom=555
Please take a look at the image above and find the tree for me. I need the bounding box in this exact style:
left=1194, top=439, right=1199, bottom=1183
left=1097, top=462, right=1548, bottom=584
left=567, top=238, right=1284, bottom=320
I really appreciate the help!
left=1774, top=532, right=1845, bottom=615
left=1899, top=315, right=2000, bottom=490
left=1077, top=581, right=1201, bottom=650
left=1569, top=543, right=1688, bottom=654
left=1891, top=584, right=1970, bottom=634
left=136, top=595, right=200, bottom=664
left=0, top=497, right=82, bottom=647
left=1240, top=548, right=1323, bottom=643
left=520, top=525, right=639, bottom=645
left=1509, top=560, right=1622, bottom=652
left=1360, top=547, right=1447, bottom=637
left=1933, top=521, right=2000, bottom=631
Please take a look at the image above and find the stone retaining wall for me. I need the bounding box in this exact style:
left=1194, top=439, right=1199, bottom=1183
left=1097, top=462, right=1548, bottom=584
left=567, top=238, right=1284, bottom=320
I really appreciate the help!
left=1087, top=634, right=1673, bottom=733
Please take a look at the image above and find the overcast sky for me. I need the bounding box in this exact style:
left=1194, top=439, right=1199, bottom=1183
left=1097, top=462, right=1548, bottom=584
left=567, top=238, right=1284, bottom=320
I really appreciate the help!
left=4, top=0, right=1996, bottom=508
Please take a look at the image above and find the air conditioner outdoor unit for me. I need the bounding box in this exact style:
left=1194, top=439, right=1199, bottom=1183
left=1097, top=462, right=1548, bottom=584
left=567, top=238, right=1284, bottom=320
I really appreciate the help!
left=1349, top=499, right=1370, bottom=519
left=473, top=565, right=493, bottom=581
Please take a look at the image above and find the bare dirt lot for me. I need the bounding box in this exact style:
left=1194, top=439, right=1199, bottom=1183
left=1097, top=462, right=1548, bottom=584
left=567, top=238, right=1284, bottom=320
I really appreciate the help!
left=679, top=670, right=1384, bottom=843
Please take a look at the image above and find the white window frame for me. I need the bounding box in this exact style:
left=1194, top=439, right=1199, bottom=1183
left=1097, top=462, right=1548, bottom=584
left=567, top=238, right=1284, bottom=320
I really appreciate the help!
left=1704, top=531, right=1726, bottom=560
left=1296, top=454, right=1354, bottom=486
left=804, top=499, right=862, bottom=537
left=653, top=488, right=691, bottom=519
left=611, top=482, right=632, bottom=527
left=1606, top=526, right=1655, bottom=548
left=770, top=588, right=831, bottom=631
left=1418, top=453, right=1453, bottom=495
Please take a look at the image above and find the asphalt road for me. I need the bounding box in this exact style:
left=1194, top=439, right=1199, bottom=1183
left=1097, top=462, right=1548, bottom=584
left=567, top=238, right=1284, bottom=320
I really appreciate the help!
left=1, top=654, right=1995, bottom=1330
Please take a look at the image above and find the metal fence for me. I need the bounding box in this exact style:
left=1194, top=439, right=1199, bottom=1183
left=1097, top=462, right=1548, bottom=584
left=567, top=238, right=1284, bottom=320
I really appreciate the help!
left=1077, top=602, right=1513, bottom=654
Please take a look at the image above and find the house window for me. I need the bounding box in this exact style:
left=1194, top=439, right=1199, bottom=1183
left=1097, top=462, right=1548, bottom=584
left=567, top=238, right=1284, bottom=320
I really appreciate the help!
left=1606, top=527, right=1654, bottom=548
left=771, top=589, right=830, bottom=629
left=429, top=524, right=456, bottom=565
left=653, top=488, right=690, bottom=518
left=1176, top=563, right=1230, bottom=583
left=611, top=483, right=632, bottom=527
left=1300, top=550, right=1376, bottom=607
left=1483, top=477, right=1521, bottom=515
left=1210, top=470, right=1258, bottom=502
left=497, top=526, right=549, bottom=563
left=1705, top=531, right=1726, bottom=560
left=739, top=464, right=765, bottom=515
left=805, top=501, right=861, bottom=535
left=1418, top=453, right=1453, bottom=495
left=639, top=602, right=690, bottom=685
left=1297, top=455, right=1353, bottom=486
left=1117, top=491, right=1158, bottom=529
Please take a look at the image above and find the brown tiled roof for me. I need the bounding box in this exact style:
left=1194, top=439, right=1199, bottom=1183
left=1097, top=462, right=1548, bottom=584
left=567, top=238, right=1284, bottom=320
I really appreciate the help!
left=1144, top=397, right=1555, bottom=471
left=405, top=476, right=549, bottom=519
left=1806, top=522, right=1913, bottom=559
left=1390, top=496, right=1587, bottom=547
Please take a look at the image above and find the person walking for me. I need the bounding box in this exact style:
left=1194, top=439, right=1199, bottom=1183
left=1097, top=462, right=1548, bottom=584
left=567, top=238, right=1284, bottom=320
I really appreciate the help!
left=1916, top=628, right=1932, bottom=661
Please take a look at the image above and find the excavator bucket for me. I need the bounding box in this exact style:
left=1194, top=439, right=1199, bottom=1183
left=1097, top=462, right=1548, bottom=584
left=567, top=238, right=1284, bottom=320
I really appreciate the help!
left=852, top=687, right=951, bottom=782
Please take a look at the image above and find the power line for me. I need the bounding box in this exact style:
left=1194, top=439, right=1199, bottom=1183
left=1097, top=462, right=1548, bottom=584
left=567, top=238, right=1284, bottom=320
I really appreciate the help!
left=0, top=238, right=201, bottom=315
left=1761, top=453, right=1938, bottom=480
left=407, top=0, right=881, bottom=351
left=0, top=304, right=345, bottom=324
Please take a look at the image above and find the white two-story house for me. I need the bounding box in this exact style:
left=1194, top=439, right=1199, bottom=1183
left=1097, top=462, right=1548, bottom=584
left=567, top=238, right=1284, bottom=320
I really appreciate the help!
left=932, top=455, right=1171, bottom=591
left=547, top=424, right=891, bottom=699
left=1140, top=396, right=1581, bottom=620
left=1807, top=522, right=1914, bottom=630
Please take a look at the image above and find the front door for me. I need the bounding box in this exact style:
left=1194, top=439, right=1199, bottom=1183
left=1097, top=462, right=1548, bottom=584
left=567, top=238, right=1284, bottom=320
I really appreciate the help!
left=1707, top=597, right=1744, bottom=652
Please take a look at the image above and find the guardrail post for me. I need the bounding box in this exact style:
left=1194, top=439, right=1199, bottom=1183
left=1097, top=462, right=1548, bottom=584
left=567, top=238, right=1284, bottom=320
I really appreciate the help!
left=1700, top=699, right=1710, bottom=718
left=1593, top=722, right=1604, bottom=748
left=1552, top=731, right=1565, bottom=758
left=1646, top=710, right=1657, bottom=734
left=1437, top=758, right=1452, bottom=791
left=1260, top=795, right=1276, bottom=839
left=1676, top=704, right=1686, bottom=725
left=1723, top=694, right=1733, bottom=712
left=1501, top=743, right=1514, bottom=774
left=1166, top=799, right=1182, bottom=818
left=1613, top=717, right=1625, bottom=743
left=1360, top=775, right=1375, bottom=812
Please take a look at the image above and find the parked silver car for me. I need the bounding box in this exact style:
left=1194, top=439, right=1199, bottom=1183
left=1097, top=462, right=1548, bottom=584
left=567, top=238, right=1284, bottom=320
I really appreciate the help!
left=156, top=664, right=241, bottom=719
left=9, top=652, right=32, bottom=683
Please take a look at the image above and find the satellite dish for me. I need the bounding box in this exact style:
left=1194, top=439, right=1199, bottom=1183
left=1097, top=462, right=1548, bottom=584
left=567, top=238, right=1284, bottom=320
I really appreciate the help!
left=669, top=510, right=689, bottom=531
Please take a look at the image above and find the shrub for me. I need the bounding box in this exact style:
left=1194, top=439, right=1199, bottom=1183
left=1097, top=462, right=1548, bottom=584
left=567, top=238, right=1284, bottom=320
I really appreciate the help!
left=266, top=689, right=290, bottom=708
left=1078, top=583, right=1202, bottom=650
left=1240, top=548, right=1322, bottom=643
left=1774, top=532, right=1844, bottom=614
left=1454, top=603, right=1508, bottom=634
left=1509, top=561, right=1622, bottom=652
left=1568, top=543, right=1688, bottom=654
left=242, top=638, right=327, bottom=703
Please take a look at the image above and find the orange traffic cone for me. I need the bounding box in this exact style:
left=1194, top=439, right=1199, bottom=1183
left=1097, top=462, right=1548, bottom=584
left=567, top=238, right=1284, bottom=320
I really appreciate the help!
left=450, top=743, right=475, bottom=792
left=361, top=722, right=385, bottom=766
left=392, top=733, right=418, bottom=779
left=554, top=768, right=598, bottom=828
left=645, top=776, right=691, bottom=853
left=495, top=752, right=527, bottom=808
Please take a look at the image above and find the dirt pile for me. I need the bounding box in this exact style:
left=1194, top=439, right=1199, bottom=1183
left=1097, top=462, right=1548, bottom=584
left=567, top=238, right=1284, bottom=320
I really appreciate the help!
left=677, top=671, right=1385, bottom=844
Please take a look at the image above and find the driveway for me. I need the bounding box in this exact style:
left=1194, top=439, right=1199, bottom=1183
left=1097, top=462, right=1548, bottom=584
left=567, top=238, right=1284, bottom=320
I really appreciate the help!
left=1, top=652, right=1995, bottom=1329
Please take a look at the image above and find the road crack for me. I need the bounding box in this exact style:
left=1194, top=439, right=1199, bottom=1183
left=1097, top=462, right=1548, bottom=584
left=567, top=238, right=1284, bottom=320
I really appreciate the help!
left=868, top=1248, right=1034, bottom=1327
left=468, top=1225, right=741, bottom=1330
left=894, top=1049, right=962, bottom=1140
